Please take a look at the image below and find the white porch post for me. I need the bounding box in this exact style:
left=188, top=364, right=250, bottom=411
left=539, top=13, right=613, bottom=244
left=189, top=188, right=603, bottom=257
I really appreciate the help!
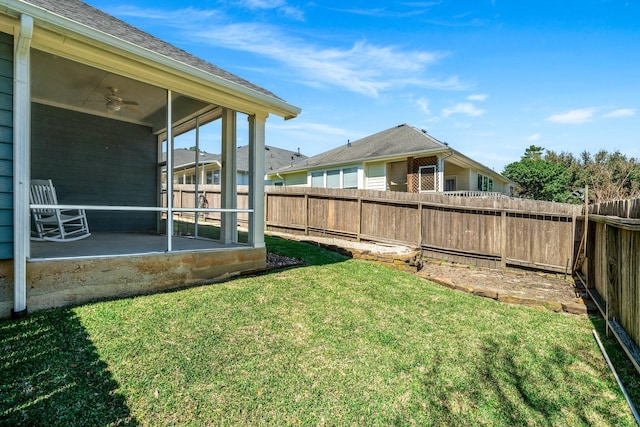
left=12, top=14, right=33, bottom=318
left=166, top=90, right=173, bottom=251
left=220, top=108, right=237, bottom=244
left=248, top=113, right=267, bottom=248
left=437, top=156, right=445, bottom=192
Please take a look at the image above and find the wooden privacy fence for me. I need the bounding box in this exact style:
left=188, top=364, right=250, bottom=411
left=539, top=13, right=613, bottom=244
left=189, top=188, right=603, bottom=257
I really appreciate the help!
left=264, top=187, right=581, bottom=273
left=164, top=184, right=250, bottom=225
left=580, top=197, right=640, bottom=374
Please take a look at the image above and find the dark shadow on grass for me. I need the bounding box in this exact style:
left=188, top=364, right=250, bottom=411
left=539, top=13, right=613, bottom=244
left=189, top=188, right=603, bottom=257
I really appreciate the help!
left=417, top=333, right=636, bottom=425
left=265, top=235, right=352, bottom=267
left=0, top=309, right=136, bottom=426
left=470, top=335, right=634, bottom=425
left=589, top=315, right=640, bottom=415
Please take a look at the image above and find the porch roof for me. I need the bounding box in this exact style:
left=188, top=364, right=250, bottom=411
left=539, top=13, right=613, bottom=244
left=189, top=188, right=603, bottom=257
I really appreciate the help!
left=7, top=0, right=301, bottom=119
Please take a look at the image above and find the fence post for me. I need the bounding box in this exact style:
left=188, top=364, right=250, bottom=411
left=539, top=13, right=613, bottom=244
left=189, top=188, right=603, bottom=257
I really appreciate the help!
left=500, top=210, right=507, bottom=268
left=417, top=202, right=423, bottom=248
left=606, top=224, right=620, bottom=338
left=357, top=197, right=362, bottom=241
left=264, top=190, right=268, bottom=229
left=304, top=193, right=309, bottom=236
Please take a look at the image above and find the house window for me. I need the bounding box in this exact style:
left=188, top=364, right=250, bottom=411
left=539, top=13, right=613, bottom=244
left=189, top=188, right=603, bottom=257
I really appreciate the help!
left=206, top=171, right=213, bottom=184
left=445, top=176, right=457, bottom=192
left=213, top=170, right=220, bottom=185
left=311, top=171, right=324, bottom=187
left=343, top=167, right=358, bottom=189
left=477, top=174, right=493, bottom=192
left=326, top=169, right=341, bottom=188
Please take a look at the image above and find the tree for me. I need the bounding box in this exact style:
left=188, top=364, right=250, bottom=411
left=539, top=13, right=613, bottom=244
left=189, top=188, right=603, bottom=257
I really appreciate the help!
left=502, top=146, right=571, bottom=202
left=571, top=150, right=640, bottom=202
left=504, top=146, right=640, bottom=203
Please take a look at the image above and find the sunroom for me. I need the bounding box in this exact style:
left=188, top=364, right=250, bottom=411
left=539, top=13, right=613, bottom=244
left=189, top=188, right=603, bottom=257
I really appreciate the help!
left=1, top=1, right=300, bottom=318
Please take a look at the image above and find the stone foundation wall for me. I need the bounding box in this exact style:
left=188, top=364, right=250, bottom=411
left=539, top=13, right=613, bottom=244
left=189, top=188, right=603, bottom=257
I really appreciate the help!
left=0, top=248, right=266, bottom=318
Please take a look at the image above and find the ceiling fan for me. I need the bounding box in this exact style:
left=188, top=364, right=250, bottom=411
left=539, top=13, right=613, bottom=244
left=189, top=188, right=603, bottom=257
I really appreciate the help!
left=104, top=87, right=139, bottom=112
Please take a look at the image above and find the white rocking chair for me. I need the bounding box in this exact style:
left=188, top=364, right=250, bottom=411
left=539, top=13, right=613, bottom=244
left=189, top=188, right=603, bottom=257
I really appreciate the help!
left=30, top=179, right=91, bottom=242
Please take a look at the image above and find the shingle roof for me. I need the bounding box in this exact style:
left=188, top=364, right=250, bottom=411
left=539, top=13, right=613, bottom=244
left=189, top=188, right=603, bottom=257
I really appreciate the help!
left=22, top=0, right=282, bottom=100
left=239, top=145, right=308, bottom=173
left=171, top=149, right=220, bottom=169
left=171, top=146, right=307, bottom=173
left=277, top=123, right=448, bottom=173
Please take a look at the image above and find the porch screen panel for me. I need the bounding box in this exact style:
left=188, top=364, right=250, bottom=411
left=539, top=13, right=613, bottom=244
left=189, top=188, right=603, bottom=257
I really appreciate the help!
left=31, top=104, right=157, bottom=232
left=0, top=32, right=13, bottom=259
left=388, top=161, right=407, bottom=191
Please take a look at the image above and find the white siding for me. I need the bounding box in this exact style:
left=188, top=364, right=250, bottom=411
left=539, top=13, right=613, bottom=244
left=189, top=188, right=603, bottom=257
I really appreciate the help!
left=366, top=161, right=387, bottom=190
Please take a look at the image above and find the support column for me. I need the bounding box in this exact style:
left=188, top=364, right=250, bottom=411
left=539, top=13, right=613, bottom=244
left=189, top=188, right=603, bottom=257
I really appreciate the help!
left=220, top=108, right=237, bottom=244
left=248, top=113, right=267, bottom=248
left=437, top=156, right=445, bottom=192
left=12, top=14, right=33, bottom=318
left=166, top=90, right=173, bottom=251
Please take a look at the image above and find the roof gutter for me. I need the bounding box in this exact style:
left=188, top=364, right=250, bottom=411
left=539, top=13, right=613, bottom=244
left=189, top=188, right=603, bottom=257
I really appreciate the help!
left=2, top=0, right=301, bottom=119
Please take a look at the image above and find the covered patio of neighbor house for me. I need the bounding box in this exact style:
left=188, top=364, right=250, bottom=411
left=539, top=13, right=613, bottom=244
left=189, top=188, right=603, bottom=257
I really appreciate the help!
left=0, top=1, right=299, bottom=318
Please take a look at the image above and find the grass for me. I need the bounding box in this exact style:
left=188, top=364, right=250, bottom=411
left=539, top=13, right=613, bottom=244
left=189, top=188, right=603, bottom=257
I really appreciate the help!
left=1, top=235, right=639, bottom=426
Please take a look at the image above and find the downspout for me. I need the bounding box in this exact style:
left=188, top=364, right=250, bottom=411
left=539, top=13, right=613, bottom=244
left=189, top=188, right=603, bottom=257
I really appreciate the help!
left=12, top=14, right=33, bottom=319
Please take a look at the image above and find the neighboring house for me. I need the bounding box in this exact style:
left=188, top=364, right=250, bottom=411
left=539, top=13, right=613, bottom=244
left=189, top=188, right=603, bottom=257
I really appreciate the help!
left=170, top=146, right=307, bottom=185
left=0, top=0, right=300, bottom=318
left=267, top=123, right=513, bottom=196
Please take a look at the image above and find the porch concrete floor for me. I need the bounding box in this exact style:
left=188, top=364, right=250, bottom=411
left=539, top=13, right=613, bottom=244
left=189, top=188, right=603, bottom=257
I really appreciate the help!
left=29, top=233, right=244, bottom=260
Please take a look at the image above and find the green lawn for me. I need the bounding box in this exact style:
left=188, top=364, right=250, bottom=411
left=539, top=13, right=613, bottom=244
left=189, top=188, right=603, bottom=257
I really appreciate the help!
left=1, top=236, right=639, bottom=426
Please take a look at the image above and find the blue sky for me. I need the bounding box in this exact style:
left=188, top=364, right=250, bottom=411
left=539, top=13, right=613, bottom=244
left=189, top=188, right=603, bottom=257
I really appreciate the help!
left=87, top=0, right=639, bottom=172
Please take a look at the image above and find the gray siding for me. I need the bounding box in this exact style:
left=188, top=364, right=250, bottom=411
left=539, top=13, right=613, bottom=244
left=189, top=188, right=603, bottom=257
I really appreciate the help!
left=31, top=103, right=157, bottom=232
left=0, top=32, right=12, bottom=259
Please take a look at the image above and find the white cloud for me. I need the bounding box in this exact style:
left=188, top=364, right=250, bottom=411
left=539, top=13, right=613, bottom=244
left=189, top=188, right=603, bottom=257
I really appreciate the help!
left=106, top=5, right=461, bottom=97
left=269, top=121, right=347, bottom=136
left=442, top=102, right=485, bottom=117
left=527, top=133, right=540, bottom=141
left=546, top=108, right=597, bottom=124
left=237, top=0, right=305, bottom=21
left=194, top=25, right=453, bottom=96
left=603, top=108, right=636, bottom=118
left=107, top=6, right=220, bottom=22
left=416, top=97, right=431, bottom=115
left=467, top=93, right=488, bottom=102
